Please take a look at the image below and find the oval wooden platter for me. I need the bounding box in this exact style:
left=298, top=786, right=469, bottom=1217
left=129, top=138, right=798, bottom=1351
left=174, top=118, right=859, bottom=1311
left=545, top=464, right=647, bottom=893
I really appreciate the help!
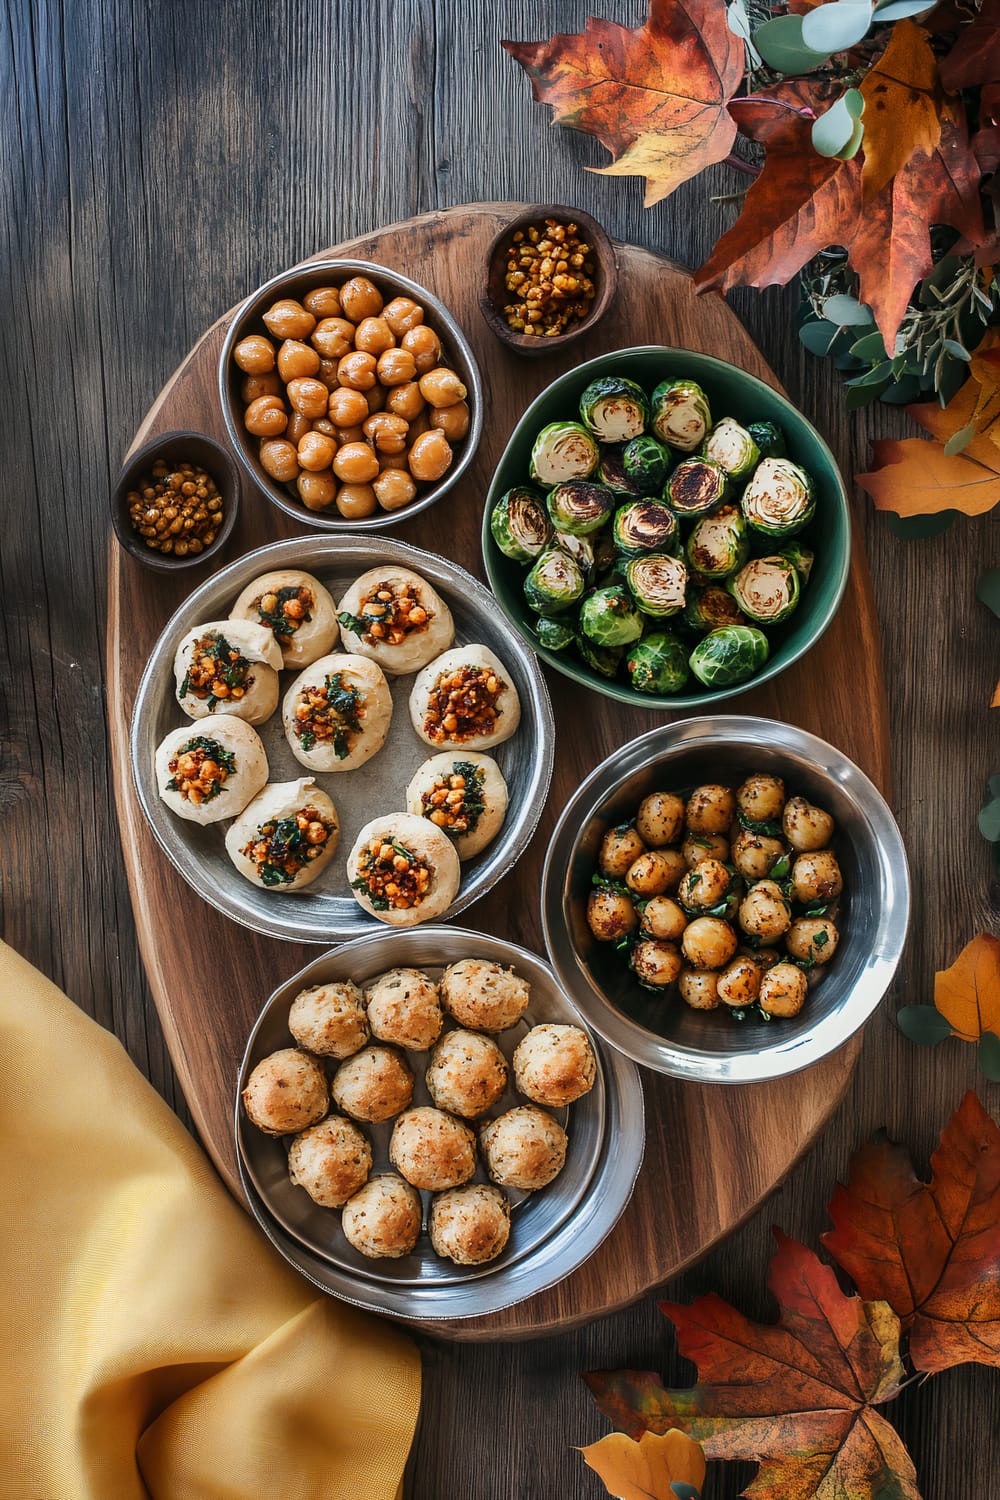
left=107, top=203, right=885, bottom=1341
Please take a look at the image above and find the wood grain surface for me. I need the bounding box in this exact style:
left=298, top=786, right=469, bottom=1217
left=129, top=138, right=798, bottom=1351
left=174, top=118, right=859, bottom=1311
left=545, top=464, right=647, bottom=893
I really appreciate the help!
left=3, top=1, right=999, bottom=1494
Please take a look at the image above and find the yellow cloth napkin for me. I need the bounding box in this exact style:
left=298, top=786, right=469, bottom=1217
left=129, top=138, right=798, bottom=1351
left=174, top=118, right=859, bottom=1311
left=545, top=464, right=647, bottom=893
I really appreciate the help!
left=0, top=941, right=421, bottom=1500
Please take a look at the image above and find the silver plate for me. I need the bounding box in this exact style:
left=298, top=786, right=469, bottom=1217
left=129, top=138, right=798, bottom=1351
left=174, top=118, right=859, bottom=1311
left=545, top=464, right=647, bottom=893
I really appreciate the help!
left=130, top=535, right=554, bottom=942
left=235, top=927, right=645, bottom=1320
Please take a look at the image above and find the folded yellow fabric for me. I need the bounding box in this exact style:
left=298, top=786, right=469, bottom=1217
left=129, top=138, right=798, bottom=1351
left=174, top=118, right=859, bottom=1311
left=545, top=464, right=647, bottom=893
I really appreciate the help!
left=0, top=941, right=421, bottom=1500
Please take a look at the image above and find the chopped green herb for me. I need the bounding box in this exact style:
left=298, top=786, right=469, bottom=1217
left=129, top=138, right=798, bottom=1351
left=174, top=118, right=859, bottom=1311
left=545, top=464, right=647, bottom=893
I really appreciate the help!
left=738, top=810, right=783, bottom=838
left=257, top=586, right=312, bottom=643
left=813, top=929, right=829, bottom=948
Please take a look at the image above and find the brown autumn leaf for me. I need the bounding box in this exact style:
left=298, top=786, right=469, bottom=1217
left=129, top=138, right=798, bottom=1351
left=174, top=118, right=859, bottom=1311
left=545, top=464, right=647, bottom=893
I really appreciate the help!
left=586, top=1231, right=920, bottom=1499
left=939, top=0, right=1000, bottom=127
left=859, top=21, right=950, bottom=201
left=824, top=1091, right=1000, bottom=1375
left=581, top=1428, right=706, bottom=1499
left=502, top=0, right=744, bottom=208
left=933, top=932, right=1000, bottom=1042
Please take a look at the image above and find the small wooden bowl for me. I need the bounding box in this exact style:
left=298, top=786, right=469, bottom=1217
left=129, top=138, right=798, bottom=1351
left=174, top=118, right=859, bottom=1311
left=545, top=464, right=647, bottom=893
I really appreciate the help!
left=479, top=205, right=618, bottom=356
left=111, top=430, right=240, bottom=573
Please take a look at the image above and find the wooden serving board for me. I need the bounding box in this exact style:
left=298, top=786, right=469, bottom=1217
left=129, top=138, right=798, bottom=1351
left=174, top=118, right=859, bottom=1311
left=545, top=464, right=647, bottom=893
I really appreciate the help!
left=107, top=203, right=886, bottom=1341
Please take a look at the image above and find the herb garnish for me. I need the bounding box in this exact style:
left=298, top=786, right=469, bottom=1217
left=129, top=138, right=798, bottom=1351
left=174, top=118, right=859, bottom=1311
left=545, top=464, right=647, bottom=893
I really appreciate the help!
left=179, top=632, right=253, bottom=709
left=256, top=585, right=312, bottom=644
left=294, top=671, right=364, bottom=759
left=165, top=736, right=237, bottom=802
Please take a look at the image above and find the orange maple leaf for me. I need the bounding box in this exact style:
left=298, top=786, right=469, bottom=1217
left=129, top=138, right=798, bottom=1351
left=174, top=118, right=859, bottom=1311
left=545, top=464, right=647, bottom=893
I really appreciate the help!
left=859, top=21, right=951, bottom=202
left=581, top=1428, right=706, bottom=1499
left=933, top=932, right=1000, bottom=1042
left=502, top=0, right=744, bottom=208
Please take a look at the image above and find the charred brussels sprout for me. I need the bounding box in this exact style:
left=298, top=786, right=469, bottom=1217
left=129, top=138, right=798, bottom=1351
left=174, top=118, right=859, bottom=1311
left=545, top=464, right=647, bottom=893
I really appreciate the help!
left=612, top=500, right=680, bottom=558
left=598, top=445, right=646, bottom=499
left=685, top=504, right=749, bottom=580
left=576, top=634, right=624, bottom=679
left=523, top=548, right=585, bottom=617
left=626, top=631, right=690, bottom=694
left=728, top=556, right=801, bottom=625
left=553, top=529, right=597, bottom=581
left=622, top=434, right=671, bottom=493
left=689, top=625, right=770, bottom=688
left=664, top=457, right=730, bottom=519
left=580, top=585, right=645, bottom=647
left=748, top=420, right=787, bottom=460
left=741, top=457, right=816, bottom=537
left=779, top=540, right=815, bottom=584
left=546, top=478, right=615, bottom=535
left=624, top=554, right=688, bottom=618
left=684, top=585, right=748, bottom=633
left=530, top=421, right=600, bottom=486
left=650, top=379, right=712, bottom=452
left=701, top=418, right=760, bottom=483
left=579, top=376, right=649, bottom=443
left=533, top=616, right=575, bottom=652
left=490, top=485, right=552, bottom=562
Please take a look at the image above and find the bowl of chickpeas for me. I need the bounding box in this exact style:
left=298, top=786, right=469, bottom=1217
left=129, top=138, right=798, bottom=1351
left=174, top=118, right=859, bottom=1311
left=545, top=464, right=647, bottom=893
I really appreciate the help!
left=540, top=716, right=909, bottom=1083
left=219, top=261, right=483, bottom=529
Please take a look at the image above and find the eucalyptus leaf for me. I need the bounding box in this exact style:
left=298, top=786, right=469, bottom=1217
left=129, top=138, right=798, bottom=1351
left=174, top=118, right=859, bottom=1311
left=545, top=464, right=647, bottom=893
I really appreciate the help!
left=942, top=338, right=972, bottom=361
left=879, top=375, right=923, bottom=404
left=978, top=1031, right=1000, bottom=1082
left=671, top=1487, right=702, bottom=1500
left=886, top=510, right=957, bottom=537
left=727, top=0, right=763, bottom=65
left=897, top=1005, right=953, bottom=1046
left=873, top=0, right=936, bottom=17
left=845, top=358, right=895, bottom=387
left=850, top=332, right=886, bottom=361
left=812, top=92, right=865, bottom=159
left=754, top=14, right=831, bottom=72
left=943, top=424, right=976, bottom=456
left=824, top=293, right=873, bottom=327
left=845, top=381, right=886, bottom=410
left=802, top=0, right=873, bottom=53
left=839, top=115, right=865, bottom=160
left=799, top=319, right=841, bottom=355
left=938, top=358, right=971, bottom=405
left=975, top=567, right=1000, bottom=618
left=978, top=798, right=1000, bottom=842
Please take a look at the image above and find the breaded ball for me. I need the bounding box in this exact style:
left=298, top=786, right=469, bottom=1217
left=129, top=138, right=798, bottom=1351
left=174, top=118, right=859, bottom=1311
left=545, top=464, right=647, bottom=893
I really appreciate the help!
left=425, top=1029, right=508, bottom=1118
left=288, top=980, right=369, bottom=1058
left=341, top=1174, right=422, bottom=1260
left=439, top=957, right=530, bottom=1032
left=242, top=1048, right=328, bottom=1136
left=480, top=1105, right=568, bottom=1191
left=364, top=966, right=444, bottom=1051
left=287, top=1115, right=372, bottom=1207
left=429, top=1183, right=511, bottom=1265
left=388, top=1106, right=478, bottom=1191
left=330, top=1044, right=414, bottom=1123
left=512, top=1024, right=597, bottom=1107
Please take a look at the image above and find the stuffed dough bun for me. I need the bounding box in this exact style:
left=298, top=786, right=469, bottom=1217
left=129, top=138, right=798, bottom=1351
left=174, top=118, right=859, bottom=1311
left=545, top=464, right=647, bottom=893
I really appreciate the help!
left=336, top=566, right=454, bottom=675
left=173, top=620, right=282, bottom=725
left=282, top=653, right=392, bottom=773
left=347, top=811, right=461, bottom=927
left=154, top=716, right=269, bottom=825
left=229, top=568, right=339, bottom=669
left=405, top=751, right=508, bottom=860
left=224, top=778, right=339, bottom=892
left=408, top=644, right=521, bottom=752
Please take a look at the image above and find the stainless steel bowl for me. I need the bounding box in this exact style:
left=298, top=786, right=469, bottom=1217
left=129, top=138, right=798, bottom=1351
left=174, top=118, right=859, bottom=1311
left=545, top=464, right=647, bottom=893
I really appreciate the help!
left=218, top=259, right=483, bottom=531
left=541, top=717, right=909, bottom=1082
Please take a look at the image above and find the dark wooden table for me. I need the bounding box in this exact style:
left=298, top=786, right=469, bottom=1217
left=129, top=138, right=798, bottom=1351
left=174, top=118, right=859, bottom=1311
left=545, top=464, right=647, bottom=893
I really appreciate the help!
left=3, top=3, right=998, bottom=1496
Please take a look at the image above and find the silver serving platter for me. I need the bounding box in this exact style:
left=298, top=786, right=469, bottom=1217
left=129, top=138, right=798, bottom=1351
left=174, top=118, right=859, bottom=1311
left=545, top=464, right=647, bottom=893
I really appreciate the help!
left=542, top=716, right=910, bottom=1084
left=235, top=928, right=645, bottom=1320
left=131, top=535, right=554, bottom=943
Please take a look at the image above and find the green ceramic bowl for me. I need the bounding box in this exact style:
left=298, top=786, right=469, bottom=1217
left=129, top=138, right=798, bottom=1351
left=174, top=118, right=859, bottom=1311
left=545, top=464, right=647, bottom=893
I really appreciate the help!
left=481, top=345, right=851, bottom=710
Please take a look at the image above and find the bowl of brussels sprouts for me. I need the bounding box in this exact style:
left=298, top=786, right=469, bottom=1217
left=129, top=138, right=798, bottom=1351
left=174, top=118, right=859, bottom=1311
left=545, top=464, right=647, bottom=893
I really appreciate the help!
left=540, top=717, right=910, bottom=1082
left=482, top=346, right=851, bottom=708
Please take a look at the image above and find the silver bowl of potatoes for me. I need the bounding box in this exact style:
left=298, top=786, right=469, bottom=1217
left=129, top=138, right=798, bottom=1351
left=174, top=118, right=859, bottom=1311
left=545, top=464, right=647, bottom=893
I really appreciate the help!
left=541, top=716, right=909, bottom=1083
left=219, top=259, right=483, bottom=530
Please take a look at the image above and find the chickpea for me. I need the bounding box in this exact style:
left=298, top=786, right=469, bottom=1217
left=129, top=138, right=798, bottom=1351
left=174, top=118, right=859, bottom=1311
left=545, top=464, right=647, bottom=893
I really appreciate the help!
left=631, top=940, right=682, bottom=988
left=297, top=431, right=337, bottom=472
left=244, top=395, right=288, bottom=437
left=785, top=918, right=840, bottom=966
left=354, top=316, right=395, bottom=355
left=737, top=774, right=786, bottom=825
left=587, top=887, right=639, bottom=943
left=677, top=858, right=732, bottom=912
left=639, top=896, right=687, bottom=942
left=327, top=386, right=371, bottom=427
left=383, top=296, right=424, bottom=335
left=686, top=784, right=737, bottom=836
left=312, top=416, right=338, bottom=438
left=334, top=424, right=367, bottom=445
left=365, top=383, right=387, bottom=414
left=286, top=377, right=329, bottom=419
left=759, top=962, right=808, bottom=1018
left=376, top=348, right=418, bottom=386
left=386, top=382, right=426, bottom=421
left=311, top=317, right=357, bottom=359
left=333, top=441, right=380, bottom=484
left=339, top=276, right=383, bottom=322
left=599, top=825, right=646, bottom=878
left=297, top=470, right=337, bottom=511
left=259, top=438, right=300, bottom=482
left=241, top=370, right=281, bottom=402
left=233, top=334, right=276, bottom=374
left=401, top=324, right=441, bottom=372
left=277, top=339, right=321, bottom=382
left=285, top=411, right=312, bottom=446
left=625, top=850, right=677, bottom=896
left=716, top=956, right=761, bottom=1008
left=737, top=880, right=791, bottom=941
left=336, top=482, right=378, bottom=520
left=317, top=357, right=341, bottom=390
left=430, top=401, right=470, bottom=442
left=377, top=449, right=411, bottom=472
left=364, top=412, right=409, bottom=454
left=337, top=350, right=378, bottom=391
left=731, top=828, right=787, bottom=881
left=783, top=797, right=836, bottom=852
left=418, top=367, right=467, bottom=409
left=408, top=429, right=452, bottom=482
left=303, top=285, right=342, bottom=318
left=678, top=969, right=720, bottom=1010
left=790, top=851, right=843, bottom=905
left=682, top=832, right=729, bottom=868
left=407, top=410, right=432, bottom=442
left=262, top=298, right=316, bottom=341
left=372, top=469, right=418, bottom=511
left=681, top=917, right=738, bottom=971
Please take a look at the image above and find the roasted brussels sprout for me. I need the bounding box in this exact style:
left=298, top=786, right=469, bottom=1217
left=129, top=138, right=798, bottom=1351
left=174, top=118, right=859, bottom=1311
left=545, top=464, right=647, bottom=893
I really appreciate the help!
left=598, top=445, right=647, bottom=499
left=490, top=485, right=552, bottom=562
left=728, top=555, right=801, bottom=625
left=650, top=379, right=711, bottom=451
left=688, top=625, right=769, bottom=688
left=533, top=615, right=576, bottom=652
left=741, top=457, right=816, bottom=537
left=779, top=540, right=815, bottom=584
left=576, top=634, right=624, bottom=678
left=624, top=554, right=688, bottom=618
left=546, top=478, right=616, bottom=536
left=579, top=376, right=649, bottom=443
left=701, top=418, right=760, bottom=482
left=523, top=548, right=585, bottom=617
left=683, top=584, right=747, bottom=633
left=664, top=456, right=730, bottom=519
left=747, top=420, right=787, bottom=460
left=685, top=504, right=749, bottom=580
left=622, top=434, right=672, bottom=492
left=529, top=421, right=600, bottom=486
left=552, top=529, right=597, bottom=580
left=625, top=631, right=690, bottom=694
left=612, top=500, right=680, bottom=557
left=580, top=585, right=645, bottom=647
